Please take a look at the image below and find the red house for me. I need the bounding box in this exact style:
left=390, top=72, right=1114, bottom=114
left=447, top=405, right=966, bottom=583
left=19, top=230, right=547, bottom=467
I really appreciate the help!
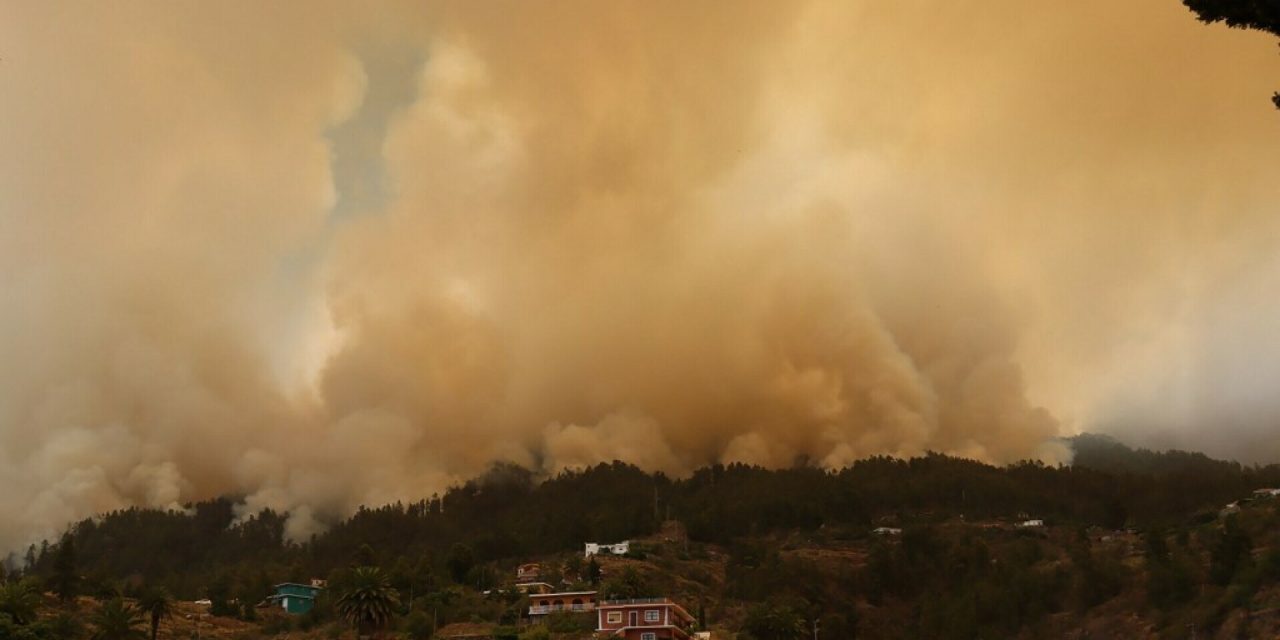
left=596, top=598, right=696, bottom=640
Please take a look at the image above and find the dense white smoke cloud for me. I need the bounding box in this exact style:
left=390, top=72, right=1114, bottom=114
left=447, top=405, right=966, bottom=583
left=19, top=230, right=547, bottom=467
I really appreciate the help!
left=1, top=0, right=1279, bottom=549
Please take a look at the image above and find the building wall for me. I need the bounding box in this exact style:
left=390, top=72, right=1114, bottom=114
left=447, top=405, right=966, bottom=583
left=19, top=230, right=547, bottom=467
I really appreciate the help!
left=281, top=596, right=314, bottom=614
left=597, top=604, right=691, bottom=633
left=274, top=584, right=321, bottom=614
left=585, top=541, right=630, bottom=557
left=517, top=564, right=541, bottom=582
left=618, top=629, right=684, bottom=640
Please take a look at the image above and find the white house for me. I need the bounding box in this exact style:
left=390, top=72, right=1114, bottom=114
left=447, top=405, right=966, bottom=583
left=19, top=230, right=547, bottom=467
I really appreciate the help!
left=872, top=527, right=902, bottom=536
left=1253, top=488, right=1280, bottom=498
left=584, top=541, right=630, bottom=557
left=1015, top=519, right=1045, bottom=528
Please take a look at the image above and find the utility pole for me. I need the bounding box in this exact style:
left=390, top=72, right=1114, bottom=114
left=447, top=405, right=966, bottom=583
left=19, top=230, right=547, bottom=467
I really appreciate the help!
left=812, top=617, right=820, bottom=640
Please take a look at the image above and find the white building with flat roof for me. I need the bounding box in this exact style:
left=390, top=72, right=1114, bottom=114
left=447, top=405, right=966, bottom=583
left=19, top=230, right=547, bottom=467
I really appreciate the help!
left=584, top=541, right=630, bottom=557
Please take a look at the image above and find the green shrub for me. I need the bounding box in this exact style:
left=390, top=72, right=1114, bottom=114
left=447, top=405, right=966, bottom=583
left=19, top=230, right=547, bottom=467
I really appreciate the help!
left=518, top=624, right=551, bottom=640
left=260, top=615, right=295, bottom=635
left=400, top=610, right=433, bottom=640
left=546, top=611, right=593, bottom=633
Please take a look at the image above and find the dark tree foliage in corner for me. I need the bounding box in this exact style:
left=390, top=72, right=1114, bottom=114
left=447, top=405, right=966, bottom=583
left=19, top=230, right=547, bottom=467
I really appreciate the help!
left=1183, top=0, right=1280, bottom=107
left=1185, top=0, right=1280, bottom=33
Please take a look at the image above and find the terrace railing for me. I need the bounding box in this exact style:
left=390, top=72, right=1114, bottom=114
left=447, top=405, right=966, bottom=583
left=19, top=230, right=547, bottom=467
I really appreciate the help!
left=599, top=598, right=672, bottom=606
left=529, top=603, right=595, bottom=615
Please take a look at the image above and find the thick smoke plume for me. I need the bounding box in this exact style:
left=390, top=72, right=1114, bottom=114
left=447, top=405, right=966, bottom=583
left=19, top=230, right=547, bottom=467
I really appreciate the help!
left=2, top=0, right=1279, bottom=549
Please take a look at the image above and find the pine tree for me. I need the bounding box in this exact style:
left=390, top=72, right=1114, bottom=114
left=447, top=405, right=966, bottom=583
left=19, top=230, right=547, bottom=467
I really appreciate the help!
left=50, top=533, right=80, bottom=603
left=1210, top=516, right=1253, bottom=586
left=206, top=575, right=235, bottom=618
left=446, top=544, right=474, bottom=584
left=355, top=543, right=377, bottom=568
left=586, top=557, right=601, bottom=586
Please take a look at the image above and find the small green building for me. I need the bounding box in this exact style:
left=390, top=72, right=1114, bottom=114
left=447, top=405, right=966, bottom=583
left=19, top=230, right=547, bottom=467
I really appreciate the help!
left=267, top=582, right=323, bottom=614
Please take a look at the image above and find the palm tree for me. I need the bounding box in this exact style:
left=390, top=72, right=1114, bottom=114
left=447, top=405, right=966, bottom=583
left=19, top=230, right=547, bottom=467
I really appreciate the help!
left=0, top=578, right=41, bottom=625
left=137, top=587, right=173, bottom=640
left=90, top=598, right=146, bottom=640
left=336, top=566, right=400, bottom=638
left=48, top=610, right=86, bottom=638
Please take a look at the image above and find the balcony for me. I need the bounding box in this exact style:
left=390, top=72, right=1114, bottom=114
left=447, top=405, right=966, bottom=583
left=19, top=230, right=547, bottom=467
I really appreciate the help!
left=599, top=598, right=671, bottom=606
left=529, top=603, right=595, bottom=615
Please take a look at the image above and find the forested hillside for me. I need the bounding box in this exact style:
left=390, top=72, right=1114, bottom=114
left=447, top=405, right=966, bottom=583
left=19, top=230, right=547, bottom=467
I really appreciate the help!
left=6, top=436, right=1280, bottom=639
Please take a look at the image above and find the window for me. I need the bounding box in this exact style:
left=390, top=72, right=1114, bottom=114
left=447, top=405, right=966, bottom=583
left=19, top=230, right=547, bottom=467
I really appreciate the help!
left=642, top=634, right=657, bottom=640
left=645, top=610, right=661, bottom=622
left=607, top=612, right=622, bottom=624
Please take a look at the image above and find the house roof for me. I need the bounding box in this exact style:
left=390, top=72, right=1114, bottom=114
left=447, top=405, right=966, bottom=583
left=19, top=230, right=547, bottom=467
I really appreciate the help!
left=266, top=594, right=316, bottom=602
left=273, top=582, right=322, bottom=590
left=531, top=590, right=598, bottom=597
left=598, top=598, right=695, bottom=622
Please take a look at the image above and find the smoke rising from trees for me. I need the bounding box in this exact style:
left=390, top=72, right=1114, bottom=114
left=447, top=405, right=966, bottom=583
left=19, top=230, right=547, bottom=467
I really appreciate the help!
left=1, top=0, right=1279, bottom=550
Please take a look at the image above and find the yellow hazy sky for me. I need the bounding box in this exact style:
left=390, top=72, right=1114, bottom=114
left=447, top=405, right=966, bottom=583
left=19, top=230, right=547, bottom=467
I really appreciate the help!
left=0, top=0, right=1278, bottom=548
